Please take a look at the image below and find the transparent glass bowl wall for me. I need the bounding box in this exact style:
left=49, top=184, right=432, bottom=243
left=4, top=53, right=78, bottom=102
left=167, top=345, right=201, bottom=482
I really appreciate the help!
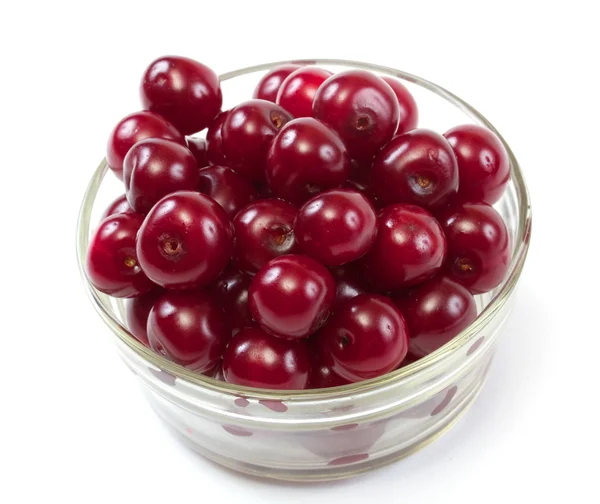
left=77, top=59, right=532, bottom=481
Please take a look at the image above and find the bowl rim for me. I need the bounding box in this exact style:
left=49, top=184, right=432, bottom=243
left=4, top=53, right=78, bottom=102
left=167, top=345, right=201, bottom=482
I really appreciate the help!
left=76, top=58, right=532, bottom=401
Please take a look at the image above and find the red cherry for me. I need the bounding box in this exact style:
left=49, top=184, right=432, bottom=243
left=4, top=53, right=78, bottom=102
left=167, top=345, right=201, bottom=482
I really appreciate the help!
left=444, top=124, right=510, bottom=204
left=360, top=204, right=447, bottom=290
left=249, top=255, right=336, bottom=339
left=330, top=265, right=368, bottom=309
left=253, top=64, right=302, bottom=102
left=232, top=199, right=298, bottom=274
left=394, top=276, right=477, bottom=358
left=210, top=266, right=252, bottom=336
left=381, top=76, right=419, bottom=134
left=221, top=100, right=293, bottom=181
left=106, top=111, right=184, bottom=180
left=222, top=327, right=310, bottom=390
left=318, top=294, right=409, bottom=382
left=438, top=202, right=510, bottom=294
left=307, top=338, right=352, bottom=389
left=136, top=191, right=234, bottom=289
left=140, top=56, right=222, bottom=135
left=101, top=194, right=132, bottom=220
left=276, top=67, right=332, bottom=118
left=206, top=110, right=229, bottom=165
left=371, top=129, right=458, bottom=209
left=125, top=288, right=165, bottom=346
left=197, top=165, right=257, bottom=218
left=313, top=70, right=400, bottom=161
left=186, top=137, right=209, bottom=168
left=147, top=290, right=230, bottom=373
left=123, top=138, right=200, bottom=214
left=86, top=213, right=154, bottom=298
left=295, top=189, right=378, bottom=266
left=265, top=118, right=351, bottom=204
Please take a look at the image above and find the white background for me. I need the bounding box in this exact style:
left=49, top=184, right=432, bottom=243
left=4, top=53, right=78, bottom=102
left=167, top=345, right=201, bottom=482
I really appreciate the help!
left=1, top=1, right=598, bottom=502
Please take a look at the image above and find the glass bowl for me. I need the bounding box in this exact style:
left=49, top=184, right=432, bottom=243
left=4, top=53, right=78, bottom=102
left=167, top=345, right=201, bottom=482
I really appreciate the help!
left=76, top=59, right=532, bottom=482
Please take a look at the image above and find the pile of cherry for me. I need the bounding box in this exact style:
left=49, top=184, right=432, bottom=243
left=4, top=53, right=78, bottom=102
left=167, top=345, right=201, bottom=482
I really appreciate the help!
left=86, top=56, right=511, bottom=390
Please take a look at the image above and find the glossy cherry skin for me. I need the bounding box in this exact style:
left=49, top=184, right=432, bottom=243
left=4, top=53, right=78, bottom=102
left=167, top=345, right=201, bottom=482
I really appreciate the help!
left=253, top=64, right=302, bottom=102
left=394, top=276, right=477, bottom=358
left=307, top=338, right=352, bottom=388
left=313, top=70, right=400, bottom=161
left=147, top=290, right=230, bottom=373
left=197, top=165, right=257, bottom=218
left=360, top=204, right=447, bottom=290
left=295, top=189, right=378, bottom=266
left=438, top=202, right=510, bottom=294
left=381, top=77, right=419, bottom=135
left=222, top=327, right=310, bottom=389
left=101, top=194, right=132, bottom=220
left=136, top=191, right=234, bottom=289
left=444, top=124, right=510, bottom=204
left=210, top=266, right=252, bottom=336
left=106, top=111, right=184, bottom=180
left=276, top=67, right=332, bottom=118
left=249, top=255, right=336, bottom=339
left=125, top=288, right=165, bottom=346
left=232, top=199, right=298, bottom=274
left=265, top=118, right=351, bottom=204
left=86, top=213, right=154, bottom=298
left=123, top=138, right=200, bottom=214
left=318, top=294, right=409, bottom=382
left=222, top=100, right=293, bottom=181
left=186, top=137, right=209, bottom=168
left=140, top=56, right=222, bottom=135
left=371, top=129, right=458, bottom=209
left=205, top=110, right=229, bottom=165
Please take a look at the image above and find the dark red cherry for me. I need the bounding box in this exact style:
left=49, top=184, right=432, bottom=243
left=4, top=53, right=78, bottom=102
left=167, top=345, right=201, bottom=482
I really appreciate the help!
left=318, top=294, right=409, bottom=382
left=444, top=124, right=510, bottom=204
left=265, top=118, right=350, bottom=204
left=123, top=138, right=200, bottom=214
left=106, top=111, right=184, bottom=180
left=197, top=165, right=257, bottom=218
left=186, top=137, right=209, bottom=168
left=371, top=129, right=458, bottom=209
left=307, top=338, right=352, bottom=389
left=140, top=56, right=222, bottom=135
left=253, top=64, right=302, bottom=102
left=86, top=213, right=154, bottom=298
left=360, top=204, right=447, bottom=290
left=101, top=194, right=132, bottom=220
left=330, top=265, right=368, bottom=309
left=295, top=189, right=378, bottom=266
left=249, top=255, right=336, bottom=339
left=137, top=191, right=234, bottom=289
left=222, top=327, right=310, bottom=389
left=381, top=76, right=419, bottom=134
left=147, top=290, right=230, bottom=373
left=210, top=266, right=252, bottom=336
left=125, top=288, right=165, bottom=346
left=394, top=276, right=477, bottom=358
left=276, top=67, right=332, bottom=118
left=221, top=100, right=292, bottom=181
left=438, top=202, right=510, bottom=294
left=206, top=110, right=229, bottom=165
left=232, top=199, right=298, bottom=274
left=313, top=70, right=400, bottom=161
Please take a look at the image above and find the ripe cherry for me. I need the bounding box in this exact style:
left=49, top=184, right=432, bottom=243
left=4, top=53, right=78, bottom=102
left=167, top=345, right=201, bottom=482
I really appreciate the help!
left=136, top=191, right=234, bottom=289
left=313, top=70, right=400, bottom=161
left=232, top=199, right=298, bottom=274
left=295, top=189, right=378, bottom=266
left=106, top=111, right=184, bottom=180
left=249, top=255, right=336, bottom=339
left=147, top=290, right=230, bottom=373
left=381, top=76, right=419, bottom=134
left=140, top=56, right=222, bottom=135
left=186, top=137, right=209, bottom=168
left=206, top=110, right=229, bottom=165
left=444, top=124, right=510, bottom=204
left=101, top=194, right=132, bottom=220
left=307, top=338, right=352, bottom=388
left=276, top=67, right=332, bottom=118
left=123, top=138, right=200, bottom=214
left=86, top=213, right=154, bottom=298
left=197, top=165, right=257, bottom=218
left=360, top=204, right=447, bottom=290
left=331, top=265, right=368, bottom=309
left=265, top=118, right=350, bottom=204
left=222, top=327, right=310, bottom=389
left=210, top=266, right=252, bottom=336
left=438, top=202, right=511, bottom=294
left=253, top=64, right=302, bottom=102
left=125, top=288, right=165, bottom=346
